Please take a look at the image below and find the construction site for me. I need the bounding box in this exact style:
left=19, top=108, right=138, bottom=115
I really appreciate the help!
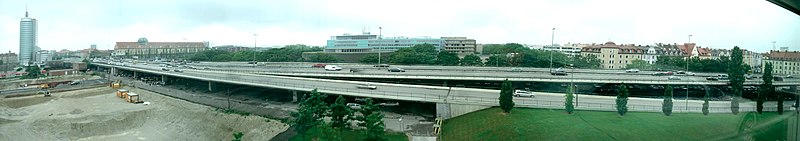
left=0, top=76, right=289, bottom=140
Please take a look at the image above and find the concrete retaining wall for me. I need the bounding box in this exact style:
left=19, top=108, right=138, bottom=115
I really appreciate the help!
left=436, top=103, right=490, bottom=119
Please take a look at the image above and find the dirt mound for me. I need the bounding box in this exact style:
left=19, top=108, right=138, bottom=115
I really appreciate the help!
left=0, top=87, right=288, bottom=140
left=31, top=109, right=150, bottom=139
left=0, top=97, right=53, bottom=108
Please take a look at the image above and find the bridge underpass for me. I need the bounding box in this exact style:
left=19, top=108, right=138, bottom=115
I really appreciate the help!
left=107, top=68, right=442, bottom=119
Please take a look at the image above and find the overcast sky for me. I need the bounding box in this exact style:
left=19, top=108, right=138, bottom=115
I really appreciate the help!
left=0, top=0, right=798, bottom=53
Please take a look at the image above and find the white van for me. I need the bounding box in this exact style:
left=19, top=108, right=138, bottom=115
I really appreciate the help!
left=324, top=65, right=342, bottom=71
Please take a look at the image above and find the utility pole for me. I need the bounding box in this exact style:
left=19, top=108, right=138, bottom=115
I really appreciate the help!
left=378, top=27, right=382, bottom=64
left=253, top=34, right=258, bottom=66
left=688, top=35, right=692, bottom=43
left=550, top=27, right=555, bottom=71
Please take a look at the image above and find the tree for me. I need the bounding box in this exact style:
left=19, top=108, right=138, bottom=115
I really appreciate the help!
left=499, top=79, right=515, bottom=113
left=663, top=85, right=674, bottom=116
left=25, top=65, right=42, bottom=78
left=360, top=54, right=379, bottom=64
left=565, top=84, right=575, bottom=114
left=758, top=63, right=773, bottom=114
left=573, top=54, right=602, bottom=69
left=460, top=54, right=483, bottom=66
left=437, top=51, right=460, bottom=66
left=356, top=98, right=380, bottom=127
left=728, top=46, right=745, bottom=115
left=308, top=53, right=340, bottom=63
left=616, top=84, right=629, bottom=116
left=364, top=112, right=386, bottom=141
left=329, top=95, right=353, bottom=130
left=290, top=89, right=328, bottom=140
left=231, top=132, right=243, bottom=141
left=291, top=93, right=320, bottom=140
left=388, top=44, right=437, bottom=65
left=486, top=55, right=509, bottom=67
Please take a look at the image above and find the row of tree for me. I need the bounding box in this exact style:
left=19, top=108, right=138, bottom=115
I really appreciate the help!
left=627, top=55, right=752, bottom=73
left=358, top=43, right=602, bottom=68
left=291, top=89, right=386, bottom=141
left=187, top=44, right=323, bottom=62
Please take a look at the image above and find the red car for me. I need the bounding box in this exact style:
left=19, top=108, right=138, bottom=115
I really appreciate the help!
left=312, top=64, right=327, bottom=68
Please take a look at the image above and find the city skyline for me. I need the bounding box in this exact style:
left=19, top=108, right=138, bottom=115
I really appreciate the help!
left=0, top=0, right=798, bottom=53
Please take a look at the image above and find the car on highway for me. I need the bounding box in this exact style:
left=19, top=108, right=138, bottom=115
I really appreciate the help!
left=356, top=83, right=377, bottom=89
left=676, top=71, right=695, bottom=76
left=349, top=68, right=361, bottom=73
left=324, top=65, right=342, bottom=71
left=706, top=74, right=729, bottom=81
left=652, top=71, right=673, bottom=76
left=625, top=69, right=640, bottom=73
left=347, top=103, right=361, bottom=110
left=374, top=64, right=390, bottom=67
left=388, top=68, right=406, bottom=72
left=550, top=68, right=567, bottom=76
left=173, top=69, right=183, bottom=73
left=508, top=68, right=523, bottom=72
left=513, top=90, right=535, bottom=97
left=378, top=102, right=400, bottom=106
left=787, top=75, right=794, bottom=78
left=161, top=67, right=170, bottom=71
left=312, top=63, right=327, bottom=68
left=775, top=76, right=785, bottom=81
left=668, top=76, right=682, bottom=80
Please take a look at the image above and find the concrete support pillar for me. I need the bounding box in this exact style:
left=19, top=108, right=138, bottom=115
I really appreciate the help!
left=292, top=90, right=299, bottom=102
left=161, top=75, right=166, bottom=85
left=133, top=71, right=137, bottom=79
left=110, top=67, right=117, bottom=76
left=208, top=81, right=213, bottom=92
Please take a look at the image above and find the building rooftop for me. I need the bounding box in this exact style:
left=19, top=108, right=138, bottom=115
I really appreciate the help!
left=768, top=50, right=800, bottom=61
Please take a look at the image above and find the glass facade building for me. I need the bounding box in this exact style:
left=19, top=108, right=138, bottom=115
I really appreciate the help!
left=19, top=12, right=37, bottom=66
left=325, top=33, right=443, bottom=53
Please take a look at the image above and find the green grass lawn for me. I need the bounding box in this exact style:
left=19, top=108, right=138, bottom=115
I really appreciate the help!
left=441, top=107, right=790, bottom=141
left=290, top=126, right=407, bottom=141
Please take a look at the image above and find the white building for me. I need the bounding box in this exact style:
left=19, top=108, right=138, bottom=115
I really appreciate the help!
left=642, top=46, right=658, bottom=64
left=544, top=43, right=590, bottom=56
left=19, top=11, right=38, bottom=66
left=35, top=50, right=52, bottom=64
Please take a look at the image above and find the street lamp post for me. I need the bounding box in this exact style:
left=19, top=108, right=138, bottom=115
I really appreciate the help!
left=685, top=34, right=691, bottom=111
left=550, top=27, right=555, bottom=71
left=378, top=27, right=382, bottom=65
left=253, top=34, right=258, bottom=66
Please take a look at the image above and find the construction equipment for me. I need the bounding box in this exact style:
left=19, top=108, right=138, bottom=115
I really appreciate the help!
left=39, top=84, right=50, bottom=89
left=110, top=80, right=122, bottom=88
left=116, top=89, right=129, bottom=98
left=38, top=90, right=51, bottom=97
left=126, top=93, right=144, bottom=104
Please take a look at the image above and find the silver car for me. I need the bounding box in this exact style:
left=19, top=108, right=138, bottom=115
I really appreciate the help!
left=356, top=83, right=377, bottom=89
left=513, top=90, right=535, bottom=97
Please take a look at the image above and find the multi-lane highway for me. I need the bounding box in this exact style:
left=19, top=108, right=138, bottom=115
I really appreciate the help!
left=94, top=61, right=791, bottom=113
left=172, top=62, right=800, bottom=86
